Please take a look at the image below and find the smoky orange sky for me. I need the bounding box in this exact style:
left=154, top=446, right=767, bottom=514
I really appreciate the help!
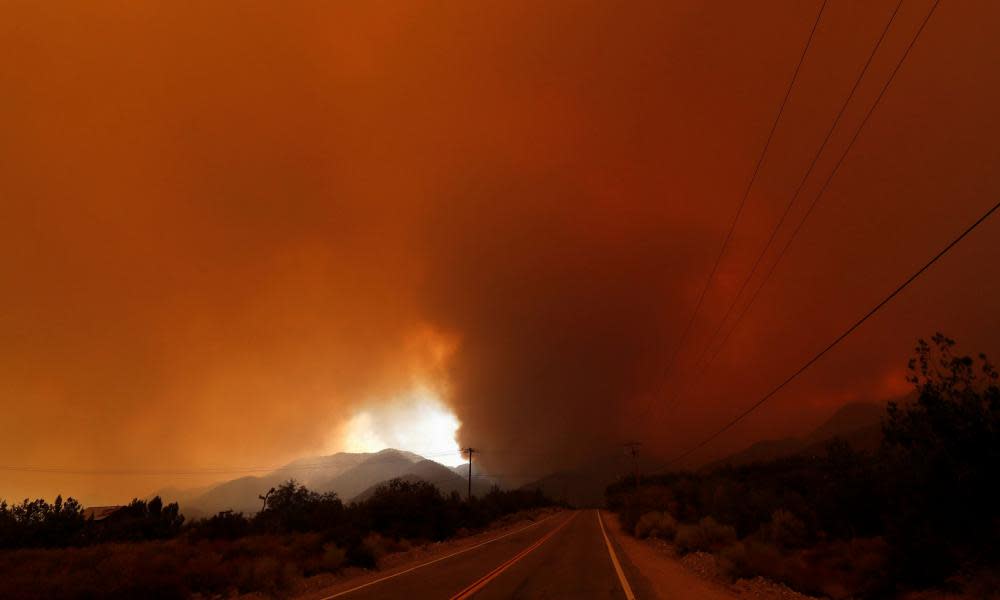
left=2, top=1, right=1000, bottom=505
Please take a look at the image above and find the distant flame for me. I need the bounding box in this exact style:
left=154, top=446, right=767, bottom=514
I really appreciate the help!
left=337, top=386, right=465, bottom=467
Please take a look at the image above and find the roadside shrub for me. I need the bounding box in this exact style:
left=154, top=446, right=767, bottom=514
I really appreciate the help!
left=634, top=511, right=677, bottom=540
left=748, top=538, right=786, bottom=573
left=345, top=538, right=378, bottom=569
left=795, top=537, right=891, bottom=599
left=0, top=474, right=558, bottom=598
left=0, top=496, right=86, bottom=549
left=354, top=479, right=454, bottom=541
left=606, top=335, right=1000, bottom=597
left=236, top=556, right=281, bottom=595
left=720, top=538, right=783, bottom=582
left=610, top=484, right=674, bottom=534
left=93, top=497, right=184, bottom=543
left=181, top=548, right=229, bottom=593
left=720, top=536, right=890, bottom=599
left=880, top=334, right=1000, bottom=586
left=949, top=567, right=1000, bottom=600
left=758, top=509, right=806, bottom=550
left=361, top=533, right=390, bottom=563
left=188, top=510, right=250, bottom=540
left=675, top=517, right=737, bottom=553
left=317, top=543, right=346, bottom=573
left=717, top=540, right=750, bottom=580
left=254, top=481, right=344, bottom=534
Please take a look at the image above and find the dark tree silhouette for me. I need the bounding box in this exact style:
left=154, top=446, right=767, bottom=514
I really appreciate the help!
left=254, top=480, right=344, bottom=534
left=606, top=334, right=1000, bottom=596
left=880, top=333, right=1000, bottom=584
left=0, top=495, right=85, bottom=548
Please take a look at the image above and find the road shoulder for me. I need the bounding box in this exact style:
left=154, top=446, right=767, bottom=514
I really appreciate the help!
left=599, top=510, right=738, bottom=600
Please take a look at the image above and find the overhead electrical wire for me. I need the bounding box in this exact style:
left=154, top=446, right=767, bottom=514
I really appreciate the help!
left=0, top=450, right=464, bottom=477
left=681, top=0, right=906, bottom=389
left=8, top=2, right=951, bottom=487
left=0, top=448, right=574, bottom=478
left=692, top=0, right=943, bottom=379
left=666, top=194, right=999, bottom=466
left=643, top=0, right=830, bottom=419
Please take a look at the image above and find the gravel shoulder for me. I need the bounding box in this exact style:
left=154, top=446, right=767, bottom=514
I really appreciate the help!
left=600, top=511, right=816, bottom=600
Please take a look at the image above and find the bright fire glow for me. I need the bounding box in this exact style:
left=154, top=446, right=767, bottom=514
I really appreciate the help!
left=338, top=387, right=465, bottom=467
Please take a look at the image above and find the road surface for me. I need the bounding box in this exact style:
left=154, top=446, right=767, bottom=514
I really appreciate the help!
left=309, top=510, right=654, bottom=599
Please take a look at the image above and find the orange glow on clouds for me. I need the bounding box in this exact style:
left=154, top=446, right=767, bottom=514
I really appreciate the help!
left=337, top=387, right=465, bottom=467
left=2, top=0, right=999, bottom=504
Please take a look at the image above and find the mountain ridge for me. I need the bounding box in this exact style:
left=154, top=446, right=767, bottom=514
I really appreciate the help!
left=153, top=448, right=473, bottom=517
left=707, top=401, right=886, bottom=469
left=520, top=400, right=889, bottom=507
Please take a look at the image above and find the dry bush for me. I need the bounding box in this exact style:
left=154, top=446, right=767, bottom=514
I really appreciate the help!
left=1, top=477, right=559, bottom=598
left=795, top=537, right=890, bottom=599
left=720, top=536, right=891, bottom=600
left=634, top=511, right=678, bottom=540
left=758, top=509, right=807, bottom=550
left=361, top=533, right=389, bottom=562
left=234, top=555, right=300, bottom=596
left=0, top=532, right=354, bottom=599
left=955, top=567, right=1000, bottom=599
left=716, top=540, right=749, bottom=580
left=674, top=517, right=737, bottom=553
left=614, top=485, right=675, bottom=533
left=716, top=538, right=786, bottom=582
left=318, top=543, right=346, bottom=571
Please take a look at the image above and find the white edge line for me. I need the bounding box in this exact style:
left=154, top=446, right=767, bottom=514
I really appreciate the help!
left=317, top=512, right=558, bottom=599
left=597, top=510, right=636, bottom=600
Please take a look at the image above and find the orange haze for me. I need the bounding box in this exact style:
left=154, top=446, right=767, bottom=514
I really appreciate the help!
left=2, top=0, right=1000, bottom=504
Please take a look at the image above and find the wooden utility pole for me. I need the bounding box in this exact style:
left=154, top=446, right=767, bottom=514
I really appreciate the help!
left=624, top=442, right=642, bottom=491
left=463, top=447, right=476, bottom=500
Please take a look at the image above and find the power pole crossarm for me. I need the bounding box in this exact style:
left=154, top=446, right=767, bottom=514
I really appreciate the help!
left=624, top=442, right=642, bottom=491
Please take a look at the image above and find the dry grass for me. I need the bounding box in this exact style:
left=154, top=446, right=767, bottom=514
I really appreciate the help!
left=0, top=533, right=345, bottom=599
left=634, top=510, right=678, bottom=540
left=674, top=517, right=737, bottom=553
left=717, top=536, right=891, bottom=599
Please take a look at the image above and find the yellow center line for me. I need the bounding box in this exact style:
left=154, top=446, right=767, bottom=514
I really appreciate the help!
left=317, top=513, right=558, bottom=599
left=597, top=510, right=636, bottom=600
left=449, top=511, right=580, bottom=600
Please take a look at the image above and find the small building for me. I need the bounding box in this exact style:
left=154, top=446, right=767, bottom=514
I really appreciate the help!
left=82, top=506, right=125, bottom=521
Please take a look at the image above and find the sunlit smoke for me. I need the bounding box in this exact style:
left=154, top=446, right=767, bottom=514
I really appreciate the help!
left=336, top=387, right=465, bottom=467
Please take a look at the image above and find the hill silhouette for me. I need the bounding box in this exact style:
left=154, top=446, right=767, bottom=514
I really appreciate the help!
left=521, top=401, right=888, bottom=507
left=351, top=460, right=499, bottom=502
left=707, top=400, right=886, bottom=469
left=154, top=449, right=480, bottom=516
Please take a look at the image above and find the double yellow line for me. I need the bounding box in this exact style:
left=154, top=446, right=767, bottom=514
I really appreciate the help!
left=326, top=509, right=636, bottom=599
left=320, top=514, right=556, bottom=599
left=449, top=511, right=580, bottom=600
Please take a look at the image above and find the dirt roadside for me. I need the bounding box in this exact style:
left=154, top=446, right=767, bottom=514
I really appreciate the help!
left=601, top=510, right=816, bottom=600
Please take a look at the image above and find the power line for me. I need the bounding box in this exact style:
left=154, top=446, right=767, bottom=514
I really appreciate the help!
left=646, top=0, right=829, bottom=416
left=666, top=195, right=1000, bottom=466
left=624, top=442, right=642, bottom=490
left=0, top=450, right=465, bottom=477
left=682, top=0, right=906, bottom=390
left=695, top=0, right=942, bottom=377
left=0, top=447, right=577, bottom=478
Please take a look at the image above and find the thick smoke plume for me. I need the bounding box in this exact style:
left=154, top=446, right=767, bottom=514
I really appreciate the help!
left=2, top=1, right=1000, bottom=502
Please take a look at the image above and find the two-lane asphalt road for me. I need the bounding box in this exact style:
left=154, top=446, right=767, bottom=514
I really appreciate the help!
left=312, top=510, right=651, bottom=599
